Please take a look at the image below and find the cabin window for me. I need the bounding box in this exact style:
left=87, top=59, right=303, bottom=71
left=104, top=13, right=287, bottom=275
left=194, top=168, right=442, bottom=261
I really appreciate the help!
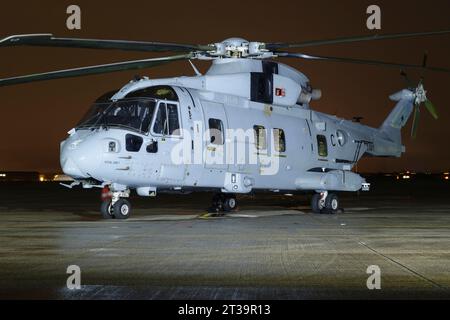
left=125, top=134, right=143, bottom=152
left=274, top=128, right=286, bottom=152
left=317, top=135, right=328, bottom=157
left=253, top=125, right=267, bottom=150
left=208, top=118, right=224, bottom=145
left=152, top=102, right=181, bottom=136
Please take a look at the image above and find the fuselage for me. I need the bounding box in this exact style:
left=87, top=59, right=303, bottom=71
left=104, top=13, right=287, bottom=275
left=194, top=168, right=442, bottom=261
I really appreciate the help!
left=60, top=58, right=401, bottom=195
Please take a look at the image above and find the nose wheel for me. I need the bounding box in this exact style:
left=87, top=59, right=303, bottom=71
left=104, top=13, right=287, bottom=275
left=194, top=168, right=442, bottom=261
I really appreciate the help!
left=100, top=200, right=114, bottom=219
left=100, top=198, right=132, bottom=219
left=311, top=191, right=339, bottom=214
left=100, top=187, right=132, bottom=219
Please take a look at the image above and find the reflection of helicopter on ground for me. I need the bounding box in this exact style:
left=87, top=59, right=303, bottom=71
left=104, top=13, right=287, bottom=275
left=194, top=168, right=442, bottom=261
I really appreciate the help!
left=1, top=31, right=449, bottom=219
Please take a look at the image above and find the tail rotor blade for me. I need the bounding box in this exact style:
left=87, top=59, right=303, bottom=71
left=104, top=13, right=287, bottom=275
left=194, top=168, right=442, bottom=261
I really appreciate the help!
left=411, top=106, right=421, bottom=138
left=424, top=99, right=439, bottom=119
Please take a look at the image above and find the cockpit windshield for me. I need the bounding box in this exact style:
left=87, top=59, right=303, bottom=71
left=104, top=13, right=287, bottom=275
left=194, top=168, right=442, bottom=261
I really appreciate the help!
left=77, top=98, right=157, bottom=134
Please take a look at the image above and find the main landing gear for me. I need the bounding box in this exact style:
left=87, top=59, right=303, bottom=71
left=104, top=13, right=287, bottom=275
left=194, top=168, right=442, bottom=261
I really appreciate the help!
left=100, top=186, right=132, bottom=219
left=208, top=193, right=238, bottom=214
left=311, top=191, right=340, bottom=214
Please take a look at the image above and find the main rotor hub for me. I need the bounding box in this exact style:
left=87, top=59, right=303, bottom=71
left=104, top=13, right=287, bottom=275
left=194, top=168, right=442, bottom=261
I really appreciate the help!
left=414, top=83, right=427, bottom=105
left=204, top=37, right=273, bottom=59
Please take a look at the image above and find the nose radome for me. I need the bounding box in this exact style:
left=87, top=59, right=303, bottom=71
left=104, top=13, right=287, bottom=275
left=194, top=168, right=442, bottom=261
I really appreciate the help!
left=60, top=136, right=103, bottom=179
left=61, top=156, right=88, bottom=179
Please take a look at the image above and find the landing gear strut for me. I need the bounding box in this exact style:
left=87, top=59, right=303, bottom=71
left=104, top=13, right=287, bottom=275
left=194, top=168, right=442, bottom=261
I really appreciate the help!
left=209, top=193, right=237, bottom=213
left=311, top=191, right=339, bottom=214
left=100, top=186, right=132, bottom=219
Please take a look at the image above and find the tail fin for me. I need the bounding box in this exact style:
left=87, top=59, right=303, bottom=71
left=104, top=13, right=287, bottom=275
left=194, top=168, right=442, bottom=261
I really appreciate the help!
left=379, top=89, right=415, bottom=144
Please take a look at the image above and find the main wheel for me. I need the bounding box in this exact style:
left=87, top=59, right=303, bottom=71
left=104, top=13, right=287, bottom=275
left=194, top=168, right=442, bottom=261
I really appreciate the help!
left=324, top=193, right=339, bottom=214
left=223, top=195, right=237, bottom=212
left=207, top=193, right=223, bottom=213
left=100, top=200, right=114, bottom=219
left=112, top=199, right=132, bottom=220
left=311, top=193, right=324, bottom=214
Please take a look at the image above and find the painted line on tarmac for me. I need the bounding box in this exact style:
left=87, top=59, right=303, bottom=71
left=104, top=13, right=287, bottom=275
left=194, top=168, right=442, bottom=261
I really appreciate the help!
left=126, top=210, right=305, bottom=222
left=358, top=241, right=445, bottom=290
left=128, top=215, right=198, bottom=221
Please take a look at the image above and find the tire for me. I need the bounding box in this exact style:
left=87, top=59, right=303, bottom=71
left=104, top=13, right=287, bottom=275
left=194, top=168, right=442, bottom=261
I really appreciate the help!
left=223, top=196, right=237, bottom=212
left=212, top=193, right=223, bottom=207
left=112, top=199, right=132, bottom=220
left=311, top=193, right=323, bottom=214
left=324, top=193, right=339, bottom=214
left=100, top=200, right=114, bottom=219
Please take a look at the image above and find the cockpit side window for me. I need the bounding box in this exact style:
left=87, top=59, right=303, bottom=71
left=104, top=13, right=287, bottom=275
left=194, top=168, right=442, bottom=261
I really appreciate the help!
left=140, top=107, right=153, bottom=133
left=152, top=102, right=181, bottom=136
left=153, top=103, right=168, bottom=135
left=167, top=104, right=180, bottom=135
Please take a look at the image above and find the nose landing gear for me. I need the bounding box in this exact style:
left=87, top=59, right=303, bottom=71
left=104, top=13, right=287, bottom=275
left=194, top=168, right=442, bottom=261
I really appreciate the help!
left=311, top=191, right=340, bottom=214
left=100, top=186, right=131, bottom=219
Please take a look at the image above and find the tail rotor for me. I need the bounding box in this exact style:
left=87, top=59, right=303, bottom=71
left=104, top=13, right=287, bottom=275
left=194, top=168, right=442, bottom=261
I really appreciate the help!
left=400, top=53, right=439, bottom=138
left=410, top=79, right=438, bottom=138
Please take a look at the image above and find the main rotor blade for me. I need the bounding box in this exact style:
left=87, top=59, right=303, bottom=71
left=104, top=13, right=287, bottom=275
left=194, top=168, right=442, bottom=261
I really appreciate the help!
left=266, top=29, right=450, bottom=50
left=0, top=34, right=213, bottom=52
left=422, top=51, right=429, bottom=68
left=424, top=99, right=439, bottom=119
left=400, top=70, right=414, bottom=88
left=411, top=106, right=420, bottom=138
left=0, top=54, right=192, bottom=87
left=276, top=52, right=450, bottom=73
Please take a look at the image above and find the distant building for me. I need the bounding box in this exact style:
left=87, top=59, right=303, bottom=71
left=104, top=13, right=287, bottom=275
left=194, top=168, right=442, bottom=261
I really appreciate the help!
left=52, top=174, right=74, bottom=182
left=0, top=171, right=40, bottom=182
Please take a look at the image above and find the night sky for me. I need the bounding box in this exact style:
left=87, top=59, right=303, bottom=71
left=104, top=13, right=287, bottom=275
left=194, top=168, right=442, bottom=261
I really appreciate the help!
left=0, top=0, right=449, bottom=172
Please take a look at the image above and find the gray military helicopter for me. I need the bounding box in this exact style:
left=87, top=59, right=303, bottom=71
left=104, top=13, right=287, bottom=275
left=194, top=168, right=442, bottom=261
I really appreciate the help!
left=1, top=30, right=449, bottom=219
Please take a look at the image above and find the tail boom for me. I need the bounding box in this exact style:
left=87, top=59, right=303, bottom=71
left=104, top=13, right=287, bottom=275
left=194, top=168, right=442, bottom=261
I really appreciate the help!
left=366, top=89, right=415, bottom=158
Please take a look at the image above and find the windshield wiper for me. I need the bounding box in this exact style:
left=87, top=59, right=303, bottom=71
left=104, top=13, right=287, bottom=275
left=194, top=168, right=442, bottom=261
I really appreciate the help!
left=101, top=112, right=109, bottom=130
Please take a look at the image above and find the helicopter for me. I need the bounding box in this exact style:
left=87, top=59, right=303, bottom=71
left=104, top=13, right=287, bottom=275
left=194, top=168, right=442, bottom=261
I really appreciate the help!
left=1, top=31, right=449, bottom=219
